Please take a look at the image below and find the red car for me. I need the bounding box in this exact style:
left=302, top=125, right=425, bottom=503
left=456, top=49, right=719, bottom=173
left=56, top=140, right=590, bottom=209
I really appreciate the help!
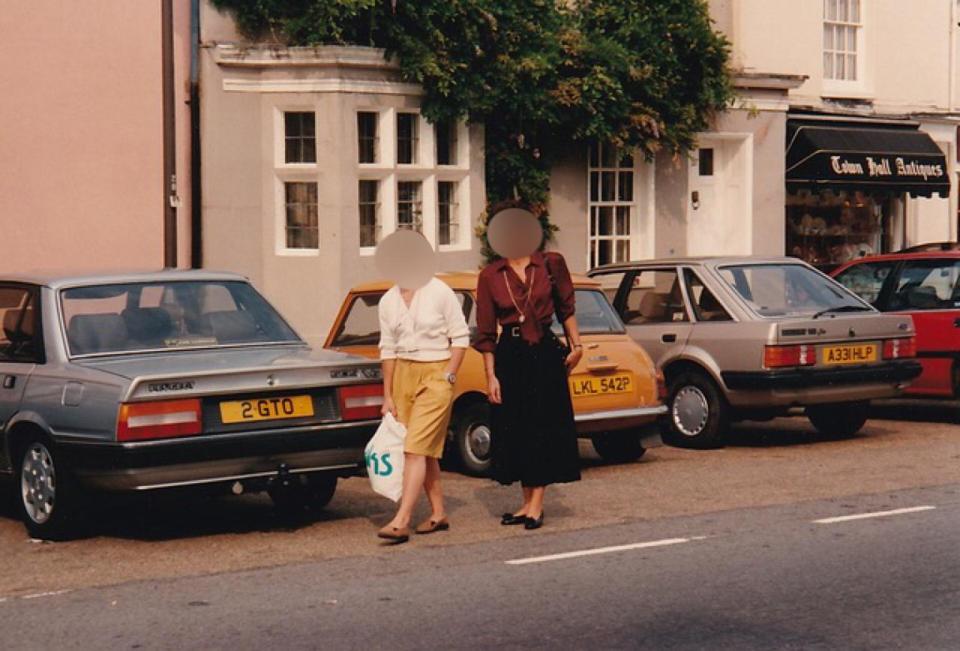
left=832, top=251, right=960, bottom=398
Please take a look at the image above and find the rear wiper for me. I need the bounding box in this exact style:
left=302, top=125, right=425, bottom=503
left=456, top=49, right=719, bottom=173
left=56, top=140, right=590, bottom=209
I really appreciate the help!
left=812, top=305, right=872, bottom=319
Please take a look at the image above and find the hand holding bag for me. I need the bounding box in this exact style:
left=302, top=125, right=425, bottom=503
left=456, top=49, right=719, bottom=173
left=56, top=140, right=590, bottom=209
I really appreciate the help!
left=364, top=412, right=407, bottom=502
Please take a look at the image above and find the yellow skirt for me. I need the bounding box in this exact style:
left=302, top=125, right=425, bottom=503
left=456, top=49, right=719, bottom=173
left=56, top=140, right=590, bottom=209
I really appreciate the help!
left=393, top=359, right=454, bottom=459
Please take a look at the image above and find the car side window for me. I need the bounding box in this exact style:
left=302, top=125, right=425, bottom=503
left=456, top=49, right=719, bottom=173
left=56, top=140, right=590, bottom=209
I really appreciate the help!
left=683, top=269, right=732, bottom=322
left=889, top=260, right=960, bottom=311
left=590, top=271, right=627, bottom=304
left=0, top=287, right=40, bottom=363
left=833, top=262, right=894, bottom=307
left=622, top=269, right=689, bottom=325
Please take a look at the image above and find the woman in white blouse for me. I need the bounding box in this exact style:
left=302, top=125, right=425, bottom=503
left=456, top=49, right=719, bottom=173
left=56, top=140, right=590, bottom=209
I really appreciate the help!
left=376, top=275, right=469, bottom=543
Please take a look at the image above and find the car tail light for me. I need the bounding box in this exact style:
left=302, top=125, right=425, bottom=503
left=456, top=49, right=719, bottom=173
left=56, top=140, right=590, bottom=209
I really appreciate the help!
left=764, top=344, right=816, bottom=369
left=117, top=399, right=202, bottom=442
left=338, top=383, right=384, bottom=420
left=883, top=337, right=917, bottom=360
left=655, top=370, right=668, bottom=401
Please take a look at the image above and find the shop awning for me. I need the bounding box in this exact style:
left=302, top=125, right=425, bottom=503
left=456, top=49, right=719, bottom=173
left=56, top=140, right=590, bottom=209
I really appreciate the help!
left=786, top=123, right=950, bottom=197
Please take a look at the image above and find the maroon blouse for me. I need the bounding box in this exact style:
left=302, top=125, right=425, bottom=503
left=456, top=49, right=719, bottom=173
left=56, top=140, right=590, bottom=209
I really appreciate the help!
left=473, top=251, right=576, bottom=353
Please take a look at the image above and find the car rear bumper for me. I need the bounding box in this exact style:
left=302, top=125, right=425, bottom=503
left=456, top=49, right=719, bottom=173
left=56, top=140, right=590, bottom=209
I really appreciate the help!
left=61, top=419, right=379, bottom=492
left=574, top=405, right=667, bottom=435
left=721, top=360, right=922, bottom=406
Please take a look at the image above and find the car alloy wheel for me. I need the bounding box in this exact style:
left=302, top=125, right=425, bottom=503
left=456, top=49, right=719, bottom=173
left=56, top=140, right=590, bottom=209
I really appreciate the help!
left=453, top=402, right=493, bottom=476
left=672, top=386, right=710, bottom=437
left=465, top=421, right=492, bottom=466
left=20, top=441, right=56, bottom=525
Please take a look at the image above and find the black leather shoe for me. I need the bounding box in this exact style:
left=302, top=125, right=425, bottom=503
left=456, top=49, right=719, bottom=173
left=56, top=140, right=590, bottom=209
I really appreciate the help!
left=524, top=512, right=544, bottom=530
left=501, top=512, right=527, bottom=526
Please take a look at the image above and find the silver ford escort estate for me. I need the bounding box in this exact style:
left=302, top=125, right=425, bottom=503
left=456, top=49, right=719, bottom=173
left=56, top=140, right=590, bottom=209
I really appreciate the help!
left=0, top=270, right=384, bottom=539
left=589, top=258, right=922, bottom=448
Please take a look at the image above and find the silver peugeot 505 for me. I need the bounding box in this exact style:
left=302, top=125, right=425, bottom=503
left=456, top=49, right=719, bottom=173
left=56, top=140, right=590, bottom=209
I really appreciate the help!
left=0, top=270, right=384, bottom=539
left=589, top=257, right=923, bottom=448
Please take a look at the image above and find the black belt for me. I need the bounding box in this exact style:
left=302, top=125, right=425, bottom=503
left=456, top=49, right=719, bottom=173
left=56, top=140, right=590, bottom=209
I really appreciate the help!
left=502, top=323, right=554, bottom=338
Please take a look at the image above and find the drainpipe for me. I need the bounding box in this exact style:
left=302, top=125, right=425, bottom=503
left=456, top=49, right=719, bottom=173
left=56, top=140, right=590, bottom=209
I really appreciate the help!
left=190, top=0, right=202, bottom=268
left=161, top=0, right=178, bottom=268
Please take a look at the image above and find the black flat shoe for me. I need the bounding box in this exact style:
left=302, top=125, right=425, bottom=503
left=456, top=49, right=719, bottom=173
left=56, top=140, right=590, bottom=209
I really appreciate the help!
left=501, top=512, right=527, bottom=526
left=524, top=512, right=544, bottom=530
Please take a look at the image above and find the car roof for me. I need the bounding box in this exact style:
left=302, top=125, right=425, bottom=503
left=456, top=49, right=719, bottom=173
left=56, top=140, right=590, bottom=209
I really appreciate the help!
left=591, top=256, right=807, bottom=272
left=0, top=269, right=249, bottom=290
left=348, top=270, right=599, bottom=293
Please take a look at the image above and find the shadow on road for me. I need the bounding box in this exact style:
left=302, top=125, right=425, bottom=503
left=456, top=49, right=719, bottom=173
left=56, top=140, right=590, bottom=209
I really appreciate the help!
left=870, top=399, right=959, bottom=424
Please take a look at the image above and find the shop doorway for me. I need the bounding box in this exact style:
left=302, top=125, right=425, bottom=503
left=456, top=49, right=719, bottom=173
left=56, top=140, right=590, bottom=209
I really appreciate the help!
left=687, top=135, right=752, bottom=256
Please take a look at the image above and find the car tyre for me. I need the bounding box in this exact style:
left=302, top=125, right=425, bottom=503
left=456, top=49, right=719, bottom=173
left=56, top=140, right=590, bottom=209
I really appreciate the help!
left=305, top=474, right=337, bottom=510
left=806, top=401, right=870, bottom=438
left=662, top=370, right=728, bottom=449
left=452, top=402, right=493, bottom=477
left=14, top=434, right=79, bottom=541
left=590, top=431, right=647, bottom=463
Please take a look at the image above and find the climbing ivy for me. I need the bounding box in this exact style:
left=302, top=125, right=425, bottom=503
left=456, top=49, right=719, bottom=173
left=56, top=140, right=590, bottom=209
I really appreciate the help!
left=211, top=0, right=733, bottom=256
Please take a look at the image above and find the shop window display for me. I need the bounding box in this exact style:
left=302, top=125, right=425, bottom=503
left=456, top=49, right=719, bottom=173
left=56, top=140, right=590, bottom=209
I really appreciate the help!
left=786, top=189, right=903, bottom=267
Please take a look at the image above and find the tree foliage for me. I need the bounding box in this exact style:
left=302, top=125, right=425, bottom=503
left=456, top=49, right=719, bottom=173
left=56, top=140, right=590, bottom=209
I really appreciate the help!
left=212, top=0, right=732, bottom=251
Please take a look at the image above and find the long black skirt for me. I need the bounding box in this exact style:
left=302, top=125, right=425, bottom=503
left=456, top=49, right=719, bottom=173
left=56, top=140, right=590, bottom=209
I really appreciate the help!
left=491, top=331, right=581, bottom=487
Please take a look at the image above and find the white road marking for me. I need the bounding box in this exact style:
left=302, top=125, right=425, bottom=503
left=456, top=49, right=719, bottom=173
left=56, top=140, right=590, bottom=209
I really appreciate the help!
left=20, top=589, right=71, bottom=600
left=505, top=536, right=705, bottom=566
left=814, top=505, right=936, bottom=525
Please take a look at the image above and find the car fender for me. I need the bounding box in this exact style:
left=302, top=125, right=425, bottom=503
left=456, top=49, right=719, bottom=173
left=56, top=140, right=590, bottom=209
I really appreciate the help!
left=661, top=349, right=728, bottom=392
left=3, top=409, right=55, bottom=470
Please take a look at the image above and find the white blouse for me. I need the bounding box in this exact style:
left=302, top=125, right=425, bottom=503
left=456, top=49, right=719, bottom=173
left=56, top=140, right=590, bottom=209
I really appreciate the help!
left=378, top=277, right=470, bottom=361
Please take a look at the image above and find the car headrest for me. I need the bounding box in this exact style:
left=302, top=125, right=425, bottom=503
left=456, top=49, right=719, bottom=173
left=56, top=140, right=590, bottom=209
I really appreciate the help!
left=121, top=307, right=174, bottom=344
left=907, top=286, right=940, bottom=309
left=699, top=290, right=722, bottom=313
left=68, top=314, right=129, bottom=355
left=202, top=310, right=259, bottom=343
left=3, top=306, right=35, bottom=342
left=639, top=292, right=667, bottom=319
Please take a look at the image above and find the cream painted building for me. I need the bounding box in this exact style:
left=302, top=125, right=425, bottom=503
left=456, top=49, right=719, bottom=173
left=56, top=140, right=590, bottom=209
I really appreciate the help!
left=548, top=0, right=959, bottom=276
left=199, top=5, right=483, bottom=343
left=200, top=0, right=959, bottom=341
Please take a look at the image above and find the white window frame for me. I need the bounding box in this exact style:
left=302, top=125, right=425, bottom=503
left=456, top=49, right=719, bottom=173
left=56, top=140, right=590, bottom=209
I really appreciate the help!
left=354, top=108, right=470, bottom=255
left=275, top=177, right=321, bottom=256
left=822, top=0, right=868, bottom=97
left=585, top=143, right=654, bottom=270
left=273, top=106, right=321, bottom=256
left=274, top=106, right=318, bottom=170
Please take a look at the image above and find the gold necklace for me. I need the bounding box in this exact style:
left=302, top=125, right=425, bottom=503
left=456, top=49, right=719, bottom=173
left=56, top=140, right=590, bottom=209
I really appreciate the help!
left=503, top=267, right=535, bottom=324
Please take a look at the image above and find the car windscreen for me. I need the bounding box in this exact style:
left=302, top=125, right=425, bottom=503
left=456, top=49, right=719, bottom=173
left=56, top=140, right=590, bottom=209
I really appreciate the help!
left=61, top=281, right=302, bottom=356
left=717, top=264, right=869, bottom=318
left=550, top=289, right=626, bottom=335
left=330, top=287, right=623, bottom=347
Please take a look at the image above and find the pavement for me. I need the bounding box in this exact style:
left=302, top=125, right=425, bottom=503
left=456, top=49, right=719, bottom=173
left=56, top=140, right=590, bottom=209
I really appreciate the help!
left=0, top=402, right=958, bottom=649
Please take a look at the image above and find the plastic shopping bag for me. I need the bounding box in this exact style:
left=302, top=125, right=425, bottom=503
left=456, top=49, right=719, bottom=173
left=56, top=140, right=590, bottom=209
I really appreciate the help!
left=364, top=412, right=406, bottom=502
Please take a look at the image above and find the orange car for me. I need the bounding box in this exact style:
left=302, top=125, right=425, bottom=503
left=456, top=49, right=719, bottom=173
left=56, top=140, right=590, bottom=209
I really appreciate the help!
left=325, top=272, right=666, bottom=475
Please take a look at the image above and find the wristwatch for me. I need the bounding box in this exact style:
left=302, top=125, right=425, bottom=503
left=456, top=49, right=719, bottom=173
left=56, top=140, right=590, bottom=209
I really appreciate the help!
left=445, top=372, right=457, bottom=385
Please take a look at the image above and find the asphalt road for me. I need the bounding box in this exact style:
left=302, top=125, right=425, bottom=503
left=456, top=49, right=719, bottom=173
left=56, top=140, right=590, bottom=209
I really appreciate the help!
left=0, top=403, right=958, bottom=649
left=2, top=483, right=959, bottom=650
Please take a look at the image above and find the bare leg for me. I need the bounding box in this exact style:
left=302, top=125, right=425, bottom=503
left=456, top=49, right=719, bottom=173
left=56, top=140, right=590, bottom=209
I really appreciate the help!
left=387, top=453, right=426, bottom=529
left=422, top=457, right=446, bottom=520
left=527, top=486, right=545, bottom=519
left=514, top=486, right=534, bottom=517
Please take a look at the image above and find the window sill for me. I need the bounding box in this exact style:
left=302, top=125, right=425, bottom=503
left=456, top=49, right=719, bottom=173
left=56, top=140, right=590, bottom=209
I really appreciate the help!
left=438, top=243, right=471, bottom=254
left=821, top=82, right=874, bottom=101
left=359, top=246, right=377, bottom=257
left=276, top=248, right=321, bottom=257
left=278, top=163, right=319, bottom=170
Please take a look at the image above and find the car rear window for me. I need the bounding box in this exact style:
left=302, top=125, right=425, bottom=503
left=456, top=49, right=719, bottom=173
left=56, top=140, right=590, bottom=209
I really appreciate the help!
left=61, top=281, right=302, bottom=356
left=550, top=289, right=626, bottom=336
left=718, top=264, right=867, bottom=318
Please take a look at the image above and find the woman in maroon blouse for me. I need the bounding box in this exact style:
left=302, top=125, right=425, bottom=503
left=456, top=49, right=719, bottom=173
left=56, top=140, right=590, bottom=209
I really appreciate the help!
left=474, top=243, right=583, bottom=530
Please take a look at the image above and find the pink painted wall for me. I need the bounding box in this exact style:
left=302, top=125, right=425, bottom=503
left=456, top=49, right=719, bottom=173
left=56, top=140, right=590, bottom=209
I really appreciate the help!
left=0, top=1, right=192, bottom=274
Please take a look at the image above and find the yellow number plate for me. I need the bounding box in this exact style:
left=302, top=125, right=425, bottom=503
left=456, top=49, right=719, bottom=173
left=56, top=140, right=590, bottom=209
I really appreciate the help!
left=821, top=343, right=878, bottom=366
left=569, top=373, right=633, bottom=397
left=219, top=395, right=314, bottom=424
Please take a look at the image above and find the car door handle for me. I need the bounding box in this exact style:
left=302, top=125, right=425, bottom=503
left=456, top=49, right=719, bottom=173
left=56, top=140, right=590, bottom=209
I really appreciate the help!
left=661, top=333, right=677, bottom=343
left=2, top=375, right=16, bottom=389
